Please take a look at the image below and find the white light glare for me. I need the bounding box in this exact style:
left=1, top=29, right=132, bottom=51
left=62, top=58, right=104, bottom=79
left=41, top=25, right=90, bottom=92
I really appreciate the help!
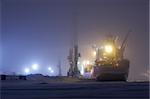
left=32, top=64, right=39, bottom=70
left=48, top=67, right=54, bottom=73
left=50, top=70, right=54, bottom=73
left=77, top=62, right=80, bottom=65
left=48, top=67, right=52, bottom=71
left=24, top=68, right=30, bottom=74
left=80, top=65, right=84, bottom=75
left=86, top=61, right=90, bottom=65
left=83, top=60, right=90, bottom=66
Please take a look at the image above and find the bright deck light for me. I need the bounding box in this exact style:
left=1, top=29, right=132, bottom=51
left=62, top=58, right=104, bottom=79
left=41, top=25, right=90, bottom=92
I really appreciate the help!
left=104, top=45, right=113, bottom=53
left=83, top=60, right=90, bottom=66
left=86, top=60, right=90, bottom=65
left=83, top=61, right=86, bottom=66
left=80, top=65, right=84, bottom=75
left=93, top=51, right=96, bottom=56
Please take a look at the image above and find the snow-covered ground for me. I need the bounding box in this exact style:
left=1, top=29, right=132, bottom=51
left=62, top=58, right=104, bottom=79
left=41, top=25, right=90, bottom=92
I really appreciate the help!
left=1, top=76, right=149, bottom=99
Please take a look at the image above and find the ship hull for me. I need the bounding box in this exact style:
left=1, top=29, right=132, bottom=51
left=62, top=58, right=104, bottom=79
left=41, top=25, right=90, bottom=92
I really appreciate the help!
left=92, top=60, right=129, bottom=81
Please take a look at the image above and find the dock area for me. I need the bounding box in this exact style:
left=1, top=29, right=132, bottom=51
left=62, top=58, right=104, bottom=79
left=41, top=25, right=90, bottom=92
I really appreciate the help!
left=1, top=78, right=149, bottom=99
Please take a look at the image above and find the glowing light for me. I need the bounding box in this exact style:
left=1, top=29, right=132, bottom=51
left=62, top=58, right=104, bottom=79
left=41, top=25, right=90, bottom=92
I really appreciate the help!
left=48, top=67, right=54, bottom=73
left=32, top=64, right=39, bottom=70
left=100, top=58, right=103, bottom=61
left=77, top=61, right=80, bottom=65
left=50, top=70, right=54, bottom=73
left=24, top=68, right=30, bottom=74
left=82, top=60, right=90, bottom=66
left=86, top=61, right=90, bottom=65
left=80, top=65, right=84, bottom=75
left=93, top=51, right=96, bottom=56
left=104, top=45, right=113, bottom=53
left=48, top=67, right=52, bottom=70
left=83, top=61, right=86, bottom=66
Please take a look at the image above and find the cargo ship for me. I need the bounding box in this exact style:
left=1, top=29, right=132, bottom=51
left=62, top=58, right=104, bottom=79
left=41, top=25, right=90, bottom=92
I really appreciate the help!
left=91, top=32, right=130, bottom=81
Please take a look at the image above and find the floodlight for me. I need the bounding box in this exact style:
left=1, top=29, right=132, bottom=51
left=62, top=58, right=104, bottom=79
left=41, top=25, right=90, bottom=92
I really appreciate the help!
left=32, top=64, right=39, bottom=70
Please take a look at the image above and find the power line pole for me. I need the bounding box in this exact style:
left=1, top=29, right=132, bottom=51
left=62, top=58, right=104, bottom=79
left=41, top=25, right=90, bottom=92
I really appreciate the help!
left=58, top=60, right=62, bottom=76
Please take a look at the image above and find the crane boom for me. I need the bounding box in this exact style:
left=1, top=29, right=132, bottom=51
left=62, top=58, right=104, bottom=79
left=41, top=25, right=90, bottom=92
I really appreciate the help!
left=120, top=30, right=131, bottom=51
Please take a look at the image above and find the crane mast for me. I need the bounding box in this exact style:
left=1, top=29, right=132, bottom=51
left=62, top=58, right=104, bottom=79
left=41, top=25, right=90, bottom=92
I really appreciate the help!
left=67, top=2, right=80, bottom=77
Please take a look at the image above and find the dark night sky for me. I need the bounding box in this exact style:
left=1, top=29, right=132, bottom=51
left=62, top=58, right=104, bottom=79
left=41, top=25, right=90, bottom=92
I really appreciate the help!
left=0, top=0, right=149, bottom=81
